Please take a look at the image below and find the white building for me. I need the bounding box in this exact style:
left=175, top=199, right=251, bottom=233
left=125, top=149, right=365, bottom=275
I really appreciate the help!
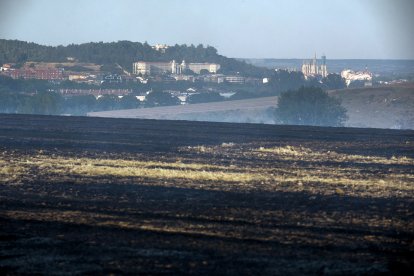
left=224, top=76, right=245, bottom=84
left=133, top=60, right=220, bottom=76
left=152, top=44, right=169, bottom=53
left=133, top=61, right=178, bottom=75
left=341, top=69, right=373, bottom=86
left=188, top=63, right=220, bottom=74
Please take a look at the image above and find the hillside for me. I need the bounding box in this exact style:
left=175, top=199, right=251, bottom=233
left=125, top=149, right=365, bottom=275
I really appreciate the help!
left=0, top=114, right=413, bottom=274
left=88, top=84, right=414, bottom=129
left=0, top=39, right=268, bottom=76
left=330, top=84, right=414, bottom=129
left=88, top=96, right=278, bottom=124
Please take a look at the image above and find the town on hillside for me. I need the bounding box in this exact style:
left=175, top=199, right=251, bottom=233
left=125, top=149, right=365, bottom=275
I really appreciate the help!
left=1, top=52, right=375, bottom=100
left=0, top=40, right=410, bottom=117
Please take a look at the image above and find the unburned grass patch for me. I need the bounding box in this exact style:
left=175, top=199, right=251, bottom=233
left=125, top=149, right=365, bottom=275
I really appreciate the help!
left=256, top=145, right=414, bottom=165
left=0, top=146, right=413, bottom=198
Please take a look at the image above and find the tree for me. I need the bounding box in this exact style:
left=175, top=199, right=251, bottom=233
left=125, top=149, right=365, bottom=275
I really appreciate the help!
left=0, top=39, right=271, bottom=77
left=182, top=68, right=196, bottom=75
left=0, top=87, right=23, bottom=113
left=275, top=86, right=347, bottom=127
left=19, top=91, right=63, bottom=115
left=63, top=95, right=97, bottom=115
left=268, top=70, right=306, bottom=93
left=118, top=94, right=141, bottom=109
left=144, top=90, right=181, bottom=107
left=96, top=95, right=119, bottom=111
left=199, top=69, right=210, bottom=75
left=322, top=73, right=346, bottom=90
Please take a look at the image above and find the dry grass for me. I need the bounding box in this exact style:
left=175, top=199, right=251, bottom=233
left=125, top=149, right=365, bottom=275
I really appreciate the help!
left=1, top=145, right=413, bottom=198
left=0, top=154, right=266, bottom=184
left=256, top=145, right=414, bottom=165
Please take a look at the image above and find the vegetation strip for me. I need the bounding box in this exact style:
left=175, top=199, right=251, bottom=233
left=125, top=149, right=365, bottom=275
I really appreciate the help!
left=1, top=144, right=413, bottom=197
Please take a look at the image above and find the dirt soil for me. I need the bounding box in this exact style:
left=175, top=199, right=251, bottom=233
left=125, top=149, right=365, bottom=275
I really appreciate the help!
left=0, top=114, right=413, bottom=275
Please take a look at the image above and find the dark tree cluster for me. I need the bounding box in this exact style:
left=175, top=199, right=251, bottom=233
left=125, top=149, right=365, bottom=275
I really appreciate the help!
left=266, top=71, right=346, bottom=94
left=0, top=90, right=144, bottom=116
left=187, top=92, right=224, bottom=104
left=144, top=90, right=181, bottom=107
left=275, top=86, right=347, bottom=127
left=268, top=70, right=306, bottom=92
left=322, top=74, right=347, bottom=90
left=0, top=76, right=144, bottom=115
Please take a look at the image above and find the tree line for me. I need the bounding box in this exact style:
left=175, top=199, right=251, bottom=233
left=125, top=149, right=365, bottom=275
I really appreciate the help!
left=0, top=89, right=231, bottom=115
left=0, top=74, right=233, bottom=115
left=0, top=39, right=268, bottom=77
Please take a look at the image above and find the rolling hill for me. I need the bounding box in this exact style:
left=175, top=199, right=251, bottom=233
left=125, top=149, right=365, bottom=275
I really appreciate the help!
left=88, top=84, right=414, bottom=129
left=330, top=84, right=414, bottom=129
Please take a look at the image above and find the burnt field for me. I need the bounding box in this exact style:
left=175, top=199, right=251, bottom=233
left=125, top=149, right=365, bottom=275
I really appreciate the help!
left=0, top=114, right=413, bottom=274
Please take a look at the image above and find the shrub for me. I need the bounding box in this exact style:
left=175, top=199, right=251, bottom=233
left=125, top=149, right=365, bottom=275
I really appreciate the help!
left=145, top=90, right=181, bottom=107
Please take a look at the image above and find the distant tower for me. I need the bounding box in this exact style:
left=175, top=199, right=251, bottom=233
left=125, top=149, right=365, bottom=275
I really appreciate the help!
left=180, top=60, right=187, bottom=72
left=171, top=60, right=177, bottom=74
left=320, top=54, right=328, bottom=77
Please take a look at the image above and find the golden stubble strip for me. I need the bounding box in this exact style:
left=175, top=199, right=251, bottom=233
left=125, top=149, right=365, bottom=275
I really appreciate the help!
left=255, top=146, right=414, bottom=165
left=0, top=149, right=413, bottom=197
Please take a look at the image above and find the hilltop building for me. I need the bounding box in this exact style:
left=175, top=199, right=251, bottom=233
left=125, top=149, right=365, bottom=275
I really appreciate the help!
left=301, top=54, right=328, bottom=79
left=152, top=44, right=169, bottom=53
left=132, top=60, right=220, bottom=75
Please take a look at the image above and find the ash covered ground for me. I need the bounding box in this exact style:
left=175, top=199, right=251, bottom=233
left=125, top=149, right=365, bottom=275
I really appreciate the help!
left=0, top=114, right=413, bottom=274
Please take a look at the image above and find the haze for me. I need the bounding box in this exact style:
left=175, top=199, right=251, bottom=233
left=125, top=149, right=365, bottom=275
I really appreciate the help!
left=0, top=0, right=413, bottom=59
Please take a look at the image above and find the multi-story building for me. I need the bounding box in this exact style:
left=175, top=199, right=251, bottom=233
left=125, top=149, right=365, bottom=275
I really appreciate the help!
left=188, top=63, right=221, bottom=74
left=224, top=75, right=245, bottom=84
left=301, top=54, right=328, bottom=78
left=2, top=68, right=64, bottom=80
left=132, top=60, right=220, bottom=76
left=133, top=61, right=177, bottom=75
left=59, top=89, right=131, bottom=97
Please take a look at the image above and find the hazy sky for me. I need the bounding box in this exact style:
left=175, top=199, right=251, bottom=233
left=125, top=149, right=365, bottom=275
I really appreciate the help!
left=0, top=0, right=413, bottom=59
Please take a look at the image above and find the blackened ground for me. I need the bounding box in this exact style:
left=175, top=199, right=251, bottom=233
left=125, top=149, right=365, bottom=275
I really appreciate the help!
left=0, top=114, right=413, bottom=275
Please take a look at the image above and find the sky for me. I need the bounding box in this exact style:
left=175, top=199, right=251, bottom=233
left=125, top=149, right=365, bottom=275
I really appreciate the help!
left=0, top=0, right=413, bottom=59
